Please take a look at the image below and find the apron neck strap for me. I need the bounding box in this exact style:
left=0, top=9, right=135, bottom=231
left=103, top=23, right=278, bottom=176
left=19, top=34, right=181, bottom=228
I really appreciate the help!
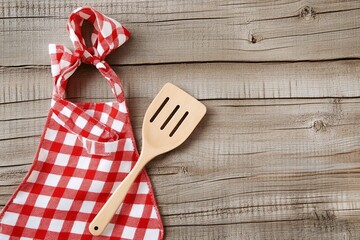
left=48, top=7, right=130, bottom=102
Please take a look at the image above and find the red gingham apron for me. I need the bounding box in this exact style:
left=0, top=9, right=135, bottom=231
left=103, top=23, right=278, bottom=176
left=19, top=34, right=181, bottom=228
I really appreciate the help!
left=0, top=7, right=164, bottom=240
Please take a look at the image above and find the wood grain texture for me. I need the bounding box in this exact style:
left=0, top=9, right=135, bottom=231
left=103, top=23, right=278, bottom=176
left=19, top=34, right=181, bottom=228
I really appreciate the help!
left=0, top=0, right=360, bottom=66
left=1, top=97, right=360, bottom=239
left=1, top=0, right=360, bottom=239
left=1, top=60, right=360, bottom=105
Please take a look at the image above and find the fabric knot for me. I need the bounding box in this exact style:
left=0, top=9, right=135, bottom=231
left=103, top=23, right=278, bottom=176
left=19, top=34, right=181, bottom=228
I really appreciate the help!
left=48, top=7, right=130, bottom=98
left=73, top=49, right=84, bottom=59
left=80, top=48, right=105, bottom=66
left=80, top=47, right=103, bottom=65
left=81, top=54, right=100, bottom=65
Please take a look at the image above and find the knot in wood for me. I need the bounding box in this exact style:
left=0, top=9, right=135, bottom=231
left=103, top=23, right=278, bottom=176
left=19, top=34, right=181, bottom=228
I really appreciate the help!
left=250, top=34, right=262, bottom=44
left=181, top=166, right=189, bottom=175
left=251, top=35, right=257, bottom=43
left=300, top=6, right=316, bottom=20
left=313, top=120, right=326, bottom=132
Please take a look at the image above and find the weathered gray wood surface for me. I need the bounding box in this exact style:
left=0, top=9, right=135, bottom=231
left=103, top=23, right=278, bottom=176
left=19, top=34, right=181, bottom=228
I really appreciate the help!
left=1, top=0, right=360, bottom=239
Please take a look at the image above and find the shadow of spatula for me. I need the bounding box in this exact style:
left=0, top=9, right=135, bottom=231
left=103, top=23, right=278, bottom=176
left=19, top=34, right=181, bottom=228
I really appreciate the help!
left=89, top=83, right=207, bottom=236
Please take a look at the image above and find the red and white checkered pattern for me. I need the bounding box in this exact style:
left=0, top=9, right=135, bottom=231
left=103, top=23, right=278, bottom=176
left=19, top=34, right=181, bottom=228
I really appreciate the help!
left=0, top=7, right=164, bottom=239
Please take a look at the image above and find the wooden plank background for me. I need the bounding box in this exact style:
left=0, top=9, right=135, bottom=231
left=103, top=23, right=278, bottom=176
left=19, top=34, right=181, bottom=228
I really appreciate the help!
left=1, top=0, right=360, bottom=239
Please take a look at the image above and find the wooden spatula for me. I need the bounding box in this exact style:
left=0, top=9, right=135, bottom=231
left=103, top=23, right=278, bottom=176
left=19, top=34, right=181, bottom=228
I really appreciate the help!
left=89, top=83, right=206, bottom=236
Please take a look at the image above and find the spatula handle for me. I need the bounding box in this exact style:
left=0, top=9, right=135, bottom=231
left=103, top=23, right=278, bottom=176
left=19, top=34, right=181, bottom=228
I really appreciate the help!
left=89, top=154, right=150, bottom=236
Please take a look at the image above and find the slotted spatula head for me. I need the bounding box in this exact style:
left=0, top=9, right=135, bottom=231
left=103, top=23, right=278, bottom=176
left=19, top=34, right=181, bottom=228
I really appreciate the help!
left=142, top=83, right=206, bottom=156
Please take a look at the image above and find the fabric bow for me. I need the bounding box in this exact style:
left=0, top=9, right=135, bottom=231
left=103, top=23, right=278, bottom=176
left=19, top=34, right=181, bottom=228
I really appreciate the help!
left=49, top=7, right=130, bottom=97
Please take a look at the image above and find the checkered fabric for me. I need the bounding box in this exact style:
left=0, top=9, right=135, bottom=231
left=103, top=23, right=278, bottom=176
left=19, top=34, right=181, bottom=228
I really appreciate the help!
left=0, top=7, right=164, bottom=240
